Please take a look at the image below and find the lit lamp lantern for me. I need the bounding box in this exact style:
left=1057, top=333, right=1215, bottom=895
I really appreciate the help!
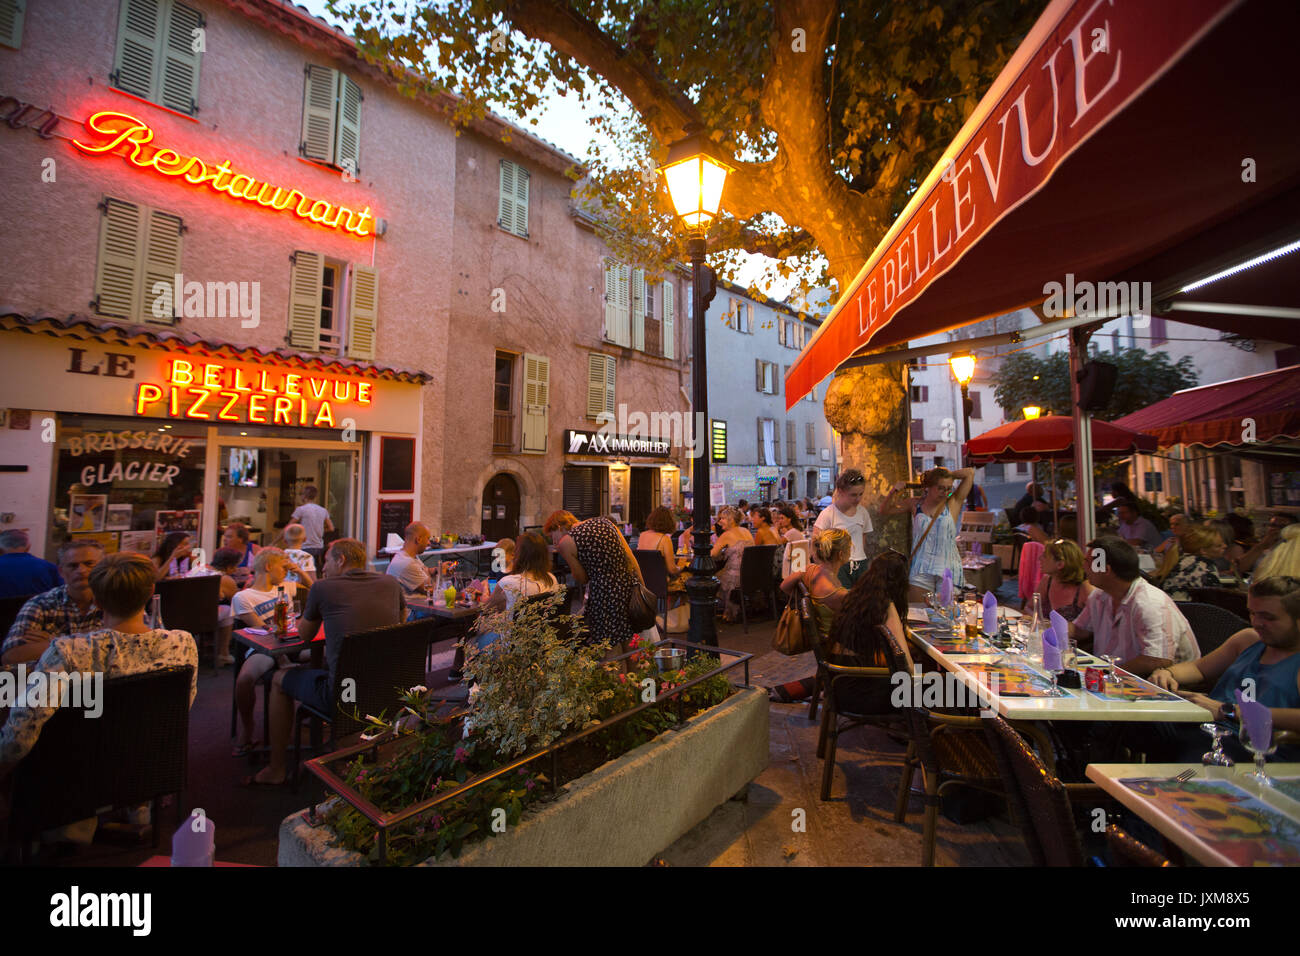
left=660, top=132, right=734, bottom=232
left=1022, top=405, right=1043, bottom=420
left=949, top=354, right=976, bottom=466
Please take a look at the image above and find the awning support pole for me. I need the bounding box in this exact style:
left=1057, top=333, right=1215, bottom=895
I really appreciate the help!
left=1070, top=327, right=1096, bottom=547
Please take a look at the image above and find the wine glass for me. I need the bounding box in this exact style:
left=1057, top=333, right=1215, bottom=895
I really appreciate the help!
left=1101, top=654, right=1121, bottom=686
left=1200, top=723, right=1234, bottom=767
left=1238, top=721, right=1277, bottom=786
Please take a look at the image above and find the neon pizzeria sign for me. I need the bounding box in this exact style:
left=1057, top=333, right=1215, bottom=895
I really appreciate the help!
left=73, top=111, right=375, bottom=238
left=135, top=359, right=374, bottom=428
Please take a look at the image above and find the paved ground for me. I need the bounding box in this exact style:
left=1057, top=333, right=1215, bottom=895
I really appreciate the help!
left=33, top=610, right=1030, bottom=867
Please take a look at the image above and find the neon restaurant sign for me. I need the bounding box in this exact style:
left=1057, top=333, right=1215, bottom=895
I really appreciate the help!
left=135, top=359, right=374, bottom=428
left=72, top=111, right=375, bottom=238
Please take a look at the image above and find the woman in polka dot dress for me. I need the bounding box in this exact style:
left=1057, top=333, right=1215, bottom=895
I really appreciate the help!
left=544, top=510, right=644, bottom=646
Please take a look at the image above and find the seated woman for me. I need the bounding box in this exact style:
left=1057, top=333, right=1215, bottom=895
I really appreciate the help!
left=637, top=506, right=689, bottom=603
left=748, top=506, right=781, bottom=546
left=473, top=532, right=560, bottom=649
left=1160, top=524, right=1224, bottom=601
left=1036, top=538, right=1094, bottom=622
left=1014, top=506, right=1051, bottom=545
left=711, top=506, right=755, bottom=623
left=773, top=502, right=806, bottom=579
left=152, top=531, right=194, bottom=581
left=769, top=528, right=851, bottom=702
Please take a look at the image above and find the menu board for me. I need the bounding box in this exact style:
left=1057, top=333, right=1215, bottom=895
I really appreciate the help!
left=377, top=499, right=413, bottom=551
left=1268, top=470, right=1300, bottom=507
left=380, top=437, right=416, bottom=494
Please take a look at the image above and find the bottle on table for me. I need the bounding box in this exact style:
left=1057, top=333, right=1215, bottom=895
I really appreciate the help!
left=148, top=593, right=165, bottom=631
left=273, top=585, right=290, bottom=636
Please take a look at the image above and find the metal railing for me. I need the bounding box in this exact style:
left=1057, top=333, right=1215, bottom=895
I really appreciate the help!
left=492, top=410, right=514, bottom=450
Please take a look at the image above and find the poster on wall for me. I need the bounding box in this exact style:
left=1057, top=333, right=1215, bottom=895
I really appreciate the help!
left=709, top=483, right=726, bottom=507
left=105, top=504, right=133, bottom=531
left=155, top=510, right=201, bottom=541
left=68, top=494, right=107, bottom=533
left=77, top=531, right=119, bottom=554
left=119, top=531, right=155, bottom=555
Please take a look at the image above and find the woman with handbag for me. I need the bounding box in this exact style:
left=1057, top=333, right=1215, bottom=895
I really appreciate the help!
left=908, top=466, right=976, bottom=603
left=545, top=511, right=647, bottom=646
left=769, top=529, right=851, bottom=702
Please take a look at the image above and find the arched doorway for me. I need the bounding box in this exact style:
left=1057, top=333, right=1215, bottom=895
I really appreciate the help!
left=481, top=473, right=521, bottom=543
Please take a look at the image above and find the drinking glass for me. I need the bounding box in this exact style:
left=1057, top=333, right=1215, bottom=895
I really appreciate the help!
left=1101, top=654, right=1121, bottom=685
left=1238, top=722, right=1278, bottom=786
left=1200, top=723, right=1234, bottom=767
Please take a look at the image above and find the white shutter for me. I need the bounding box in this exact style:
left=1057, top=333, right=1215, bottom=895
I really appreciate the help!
left=603, top=262, right=618, bottom=342
left=587, top=354, right=615, bottom=420
left=0, top=0, right=25, bottom=48
left=159, top=1, right=202, bottom=114
left=522, top=353, right=549, bottom=453
left=778, top=316, right=786, bottom=346
left=661, top=280, right=674, bottom=359
left=498, top=160, right=516, bottom=235
left=786, top=420, right=796, bottom=464
left=140, top=208, right=183, bottom=325
left=346, top=264, right=378, bottom=359
left=614, top=264, right=631, bottom=346
left=301, top=65, right=338, bottom=163
left=755, top=359, right=763, bottom=393
left=631, top=268, right=645, bottom=351
left=114, top=0, right=160, bottom=101
left=604, top=354, right=616, bottom=416
left=746, top=303, right=754, bottom=334
left=94, top=198, right=144, bottom=321
left=334, top=73, right=362, bottom=174
left=288, top=251, right=324, bottom=350
left=513, top=164, right=529, bottom=237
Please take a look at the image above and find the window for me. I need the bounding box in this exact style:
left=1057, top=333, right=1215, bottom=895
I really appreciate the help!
left=806, top=384, right=817, bottom=403
left=498, top=160, right=530, bottom=238
left=93, top=197, right=183, bottom=325
left=521, top=353, right=549, bottom=454
left=910, top=385, right=929, bottom=402
left=1151, top=316, right=1168, bottom=346
left=493, top=352, right=515, bottom=452
left=563, top=465, right=607, bottom=519
left=934, top=456, right=945, bottom=468
left=586, top=353, right=616, bottom=420
left=912, top=456, right=923, bottom=476
left=758, top=418, right=779, bottom=466
left=113, top=0, right=202, bottom=115
left=909, top=419, right=924, bottom=441
left=969, top=390, right=982, bottom=419
left=1144, top=471, right=1164, bottom=493
left=745, top=302, right=754, bottom=334
left=755, top=360, right=778, bottom=394
left=780, top=317, right=805, bottom=350
left=785, top=420, right=796, bottom=464
left=0, top=0, right=24, bottom=48
left=287, top=251, right=378, bottom=358
left=805, top=422, right=815, bottom=455
left=711, top=419, right=727, bottom=463
left=301, top=65, right=362, bottom=173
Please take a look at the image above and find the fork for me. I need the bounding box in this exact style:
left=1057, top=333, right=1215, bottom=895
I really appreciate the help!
left=1169, top=768, right=1196, bottom=783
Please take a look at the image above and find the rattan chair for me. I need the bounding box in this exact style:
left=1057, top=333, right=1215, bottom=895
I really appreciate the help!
left=634, top=549, right=671, bottom=620
left=7, top=666, right=192, bottom=859
left=737, top=544, right=779, bottom=632
left=154, top=574, right=222, bottom=670
left=291, top=619, right=434, bottom=787
left=1106, top=823, right=1173, bottom=866
left=1189, top=586, right=1249, bottom=619
left=881, top=627, right=1003, bottom=865
left=1175, top=600, right=1248, bottom=656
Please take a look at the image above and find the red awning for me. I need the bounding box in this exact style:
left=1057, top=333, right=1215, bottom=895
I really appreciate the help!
left=786, top=0, right=1300, bottom=408
left=964, top=415, right=1156, bottom=463
left=1112, top=364, right=1300, bottom=447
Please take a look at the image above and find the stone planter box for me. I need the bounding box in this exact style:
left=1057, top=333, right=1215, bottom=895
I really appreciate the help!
left=279, top=685, right=769, bottom=866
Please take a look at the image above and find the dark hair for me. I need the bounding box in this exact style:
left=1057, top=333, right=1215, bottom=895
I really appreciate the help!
left=1057, top=513, right=1079, bottom=542
left=775, top=502, right=803, bottom=531
left=835, top=469, right=866, bottom=492
left=749, top=506, right=772, bottom=526
left=1087, top=535, right=1140, bottom=582
left=1249, top=575, right=1300, bottom=619
left=1223, top=512, right=1255, bottom=545
left=1018, top=506, right=1041, bottom=527
left=827, top=551, right=909, bottom=665
left=223, top=522, right=250, bottom=545
left=737, top=499, right=749, bottom=510
left=921, top=467, right=953, bottom=489
left=1114, top=498, right=1138, bottom=514
left=210, top=547, right=242, bottom=571
left=302, top=485, right=319, bottom=500
left=89, top=552, right=156, bottom=618
left=1272, top=513, right=1298, bottom=526
left=57, top=538, right=105, bottom=563
left=512, top=531, right=552, bottom=577
left=154, top=531, right=191, bottom=561
left=645, top=506, right=676, bottom=534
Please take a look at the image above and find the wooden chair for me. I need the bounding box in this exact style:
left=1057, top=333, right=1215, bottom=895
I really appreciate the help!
left=6, top=666, right=192, bottom=860
left=815, top=637, right=900, bottom=801
left=154, top=574, right=222, bottom=671
left=1174, top=601, right=1248, bottom=656
left=737, top=544, right=779, bottom=632
left=1105, top=823, right=1173, bottom=866
left=634, top=549, right=671, bottom=621
left=291, top=619, right=433, bottom=788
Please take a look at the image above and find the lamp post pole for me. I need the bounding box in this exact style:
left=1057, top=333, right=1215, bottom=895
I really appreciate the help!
left=685, top=236, right=719, bottom=648
left=959, top=383, right=972, bottom=467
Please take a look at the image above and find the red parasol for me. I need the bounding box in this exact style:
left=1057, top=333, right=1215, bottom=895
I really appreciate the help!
left=963, top=415, right=1157, bottom=464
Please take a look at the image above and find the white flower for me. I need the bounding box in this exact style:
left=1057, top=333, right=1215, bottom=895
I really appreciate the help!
left=408, top=685, right=428, bottom=694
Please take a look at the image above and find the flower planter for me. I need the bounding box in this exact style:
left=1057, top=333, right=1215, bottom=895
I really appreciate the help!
left=279, top=685, right=768, bottom=866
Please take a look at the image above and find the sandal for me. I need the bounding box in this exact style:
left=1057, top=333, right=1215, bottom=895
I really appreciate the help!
left=231, top=742, right=255, bottom=758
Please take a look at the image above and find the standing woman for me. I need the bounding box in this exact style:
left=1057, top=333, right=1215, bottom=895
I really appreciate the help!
left=711, top=506, right=754, bottom=622
left=544, top=510, right=645, bottom=646
left=1036, top=538, right=1095, bottom=621
left=908, top=466, right=976, bottom=604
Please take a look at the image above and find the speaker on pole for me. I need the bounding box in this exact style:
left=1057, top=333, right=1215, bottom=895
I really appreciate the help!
left=1076, top=360, right=1118, bottom=411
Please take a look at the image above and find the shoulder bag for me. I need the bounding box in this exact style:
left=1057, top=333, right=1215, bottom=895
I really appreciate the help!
left=773, top=572, right=815, bottom=656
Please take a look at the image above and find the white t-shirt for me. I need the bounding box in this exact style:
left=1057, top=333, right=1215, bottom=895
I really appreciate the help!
left=284, top=548, right=316, bottom=585
left=498, top=572, right=560, bottom=618
left=386, top=549, right=430, bottom=594
left=231, top=582, right=297, bottom=628
left=290, top=502, right=331, bottom=549
left=814, top=504, right=873, bottom=562
left=1075, top=578, right=1198, bottom=665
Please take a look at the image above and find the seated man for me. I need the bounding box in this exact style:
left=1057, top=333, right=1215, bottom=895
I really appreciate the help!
left=2, top=540, right=105, bottom=665
left=244, top=538, right=403, bottom=787
left=0, top=553, right=198, bottom=836
left=1068, top=536, right=1198, bottom=678
left=1115, top=499, right=1162, bottom=552
left=386, top=521, right=432, bottom=595
left=0, top=529, right=61, bottom=599
left=1150, top=575, right=1300, bottom=759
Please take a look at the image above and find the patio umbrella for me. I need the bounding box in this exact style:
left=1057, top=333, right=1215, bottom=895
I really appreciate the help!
left=964, top=416, right=1158, bottom=463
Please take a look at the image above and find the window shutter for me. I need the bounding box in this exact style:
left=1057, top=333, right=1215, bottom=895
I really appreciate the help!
left=631, top=268, right=645, bottom=351
left=778, top=316, right=786, bottom=346
left=513, top=164, right=529, bottom=237
left=603, top=262, right=618, bottom=341
left=521, top=353, right=549, bottom=453
left=288, top=251, right=324, bottom=350
left=334, top=73, right=362, bottom=175
left=604, top=354, right=616, bottom=416
left=773, top=419, right=781, bottom=464
left=661, top=280, right=674, bottom=359
left=587, top=354, right=606, bottom=419
left=94, top=198, right=144, bottom=321
left=141, top=207, right=183, bottom=325
left=755, top=359, right=763, bottom=392
left=498, top=160, right=516, bottom=234
left=757, top=418, right=764, bottom=464
left=0, top=0, right=25, bottom=48
left=114, top=0, right=160, bottom=101
left=806, top=422, right=815, bottom=454
left=346, top=264, right=378, bottom=359
left=301, top=65, right=338, bottom=163
left=785, top=420, right=796, bottom=464
left=970, top=390, right=982, bottom=419
left=746, top=303, right=754, bottom=334
left=160, top=1, right=202, bottom=114
left=614, top=264, right=631, bottom=346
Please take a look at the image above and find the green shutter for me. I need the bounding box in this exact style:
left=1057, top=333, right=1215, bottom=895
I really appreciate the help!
left=94, top=198, right=144, bottom=321
left=114, top=0, right=161, bottom=101
left=498, top=160, right=516, bottom=235
left=631, top=268, right=645, bottom=351
left=604, top=354, right=616, bottom=416
left=521, top=353, right=549, bottom=453
left=301, top=65, right=338, bottom=163
left=346, top=264, right=378, bottom=359
left=159, top=1, right=202, bottom=114
left=288, top=251, right=324, bottom=350
left=603, top=261, right=618, bottom=342
left=513, top=164, right=529, bottom=237
left=0, top=0, right=25, bottom=49
left=141, top=207, right=183, bottom=324
left=335, top=74, right=362, bottom=174
left=614, top=264, right=631, bottom=346
left=661, top=280, right=674, bottom=359
left=587, top=353, right=606, bottom=420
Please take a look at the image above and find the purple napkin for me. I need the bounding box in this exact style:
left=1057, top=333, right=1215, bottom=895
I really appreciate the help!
left=1042, top=627, right=1061, bottom=672
left=1235, top=690, right=1273, bottom=750
left=940, top=568, right=953, bottom=606
left=1050, top=610, right=1069, bottom=648
left=983, top=591, right=998, bottom=635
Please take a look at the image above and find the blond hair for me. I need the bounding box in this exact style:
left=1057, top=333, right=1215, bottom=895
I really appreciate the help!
left=283, top=523, right=306, bottom=546
left=1182, top=524, right=1223, bottom=555
left=253, top=547, right=285, bottom=576
left=1044, top=538, right=1086, bottom=584
left=1255, top=524, right=1300, bottom=582
left=812, top=528, right=851, bottom=564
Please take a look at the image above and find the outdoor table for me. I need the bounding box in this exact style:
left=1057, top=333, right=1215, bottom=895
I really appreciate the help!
left=1085, top=763, right=1300, bottom=866
left=371, top=542, right=499, bottom=577
left=961, top=553, right=1002, bottom=593
left=231, top=627, right=324, bottom=748
left=404, top=595, right=486, bottom=622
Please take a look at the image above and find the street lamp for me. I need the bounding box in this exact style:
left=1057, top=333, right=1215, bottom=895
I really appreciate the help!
left=949, top=354, right=976, bottom=465
left=660, top=131, right=732, bottom=648
left=1022, top=405, right=1043, bottom=420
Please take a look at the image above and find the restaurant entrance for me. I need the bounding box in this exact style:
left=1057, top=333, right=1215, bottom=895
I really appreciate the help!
left=481, top=472, right=520, bottom=542
left=628, top=467, right=655, bottom=530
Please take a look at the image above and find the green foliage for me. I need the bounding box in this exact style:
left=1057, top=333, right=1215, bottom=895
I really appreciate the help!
left=992, top=347, right=1198, bottom=422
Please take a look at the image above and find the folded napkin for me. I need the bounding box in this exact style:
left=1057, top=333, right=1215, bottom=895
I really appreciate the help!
left=982, top=591, right=998, bottom=635
left=940, top=568, right=953, bottom=606
left=1050, top=610, right=1069, bottom=650
left=1042, top=627, right=1061, bottom=672
left=1235, top=690, right=1273, bottom=750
